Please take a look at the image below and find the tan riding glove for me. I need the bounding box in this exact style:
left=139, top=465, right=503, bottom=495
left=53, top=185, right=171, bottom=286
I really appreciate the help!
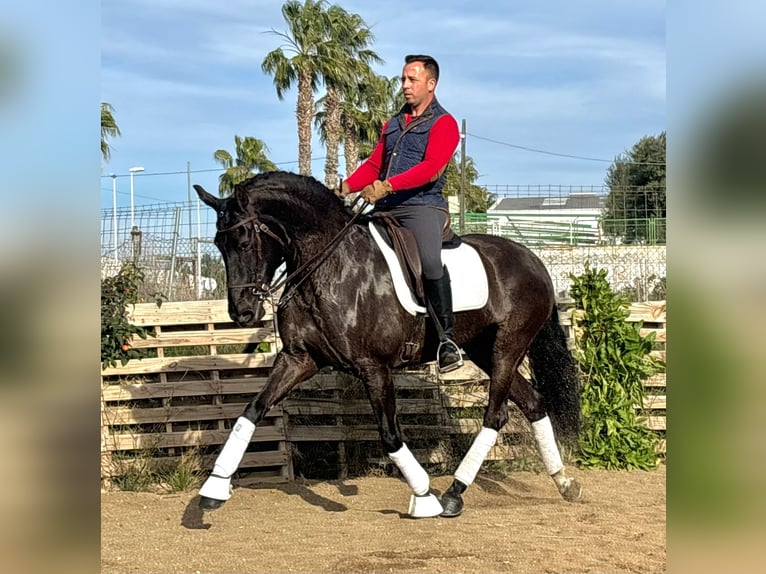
left=334, top=181, right=351, bottom=197
left=360, top=179, right=393, bottom=204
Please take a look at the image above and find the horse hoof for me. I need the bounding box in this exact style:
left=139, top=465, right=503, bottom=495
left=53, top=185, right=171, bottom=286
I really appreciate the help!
left=560, top=478, right=582, bottom=502
left=408, top=492, right=443, bottom=518
left=199, top=496, right=226, bottom=511
left=439, top=493, right=464, bottom=517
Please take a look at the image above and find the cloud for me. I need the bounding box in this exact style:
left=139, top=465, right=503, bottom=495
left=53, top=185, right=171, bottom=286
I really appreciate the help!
left=101, top=0, right=665, bottom=202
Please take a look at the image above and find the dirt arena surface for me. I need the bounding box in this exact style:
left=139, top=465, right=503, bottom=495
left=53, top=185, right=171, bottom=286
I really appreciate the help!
left=101, top=464, right=665, bottom=573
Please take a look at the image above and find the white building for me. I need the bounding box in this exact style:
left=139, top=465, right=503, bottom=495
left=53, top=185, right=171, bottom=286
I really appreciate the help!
left=487, top=193, right=606, bottom=245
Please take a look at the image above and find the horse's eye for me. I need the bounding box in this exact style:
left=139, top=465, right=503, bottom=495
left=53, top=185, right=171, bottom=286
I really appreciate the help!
left=219, top=210, right=225, bottom=218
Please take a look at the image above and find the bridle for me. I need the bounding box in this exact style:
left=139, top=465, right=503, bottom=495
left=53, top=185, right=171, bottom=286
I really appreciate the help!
left=216, top=212, right=288, bottom=302
left=217, top=198, right=367, bottom=307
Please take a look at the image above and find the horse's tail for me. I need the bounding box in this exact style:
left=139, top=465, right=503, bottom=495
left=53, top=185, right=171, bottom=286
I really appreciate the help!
left=528, top=305, right=581, bottom=445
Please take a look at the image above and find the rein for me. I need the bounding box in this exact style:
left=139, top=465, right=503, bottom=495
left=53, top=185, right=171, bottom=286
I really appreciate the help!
left=218, top=196, right=367, bottom=307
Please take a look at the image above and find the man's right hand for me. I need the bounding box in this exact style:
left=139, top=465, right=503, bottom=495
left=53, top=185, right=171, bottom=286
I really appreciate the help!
left=360, top=179, right=392, bottom=204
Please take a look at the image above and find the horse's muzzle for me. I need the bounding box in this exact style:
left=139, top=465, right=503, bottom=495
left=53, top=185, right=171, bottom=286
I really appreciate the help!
left=229, top=302, right=265, bottom=327
left=232, top=310, right=255, bottom=326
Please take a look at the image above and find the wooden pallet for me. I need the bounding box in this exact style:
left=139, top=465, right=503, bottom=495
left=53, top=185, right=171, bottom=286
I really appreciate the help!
left=102, top=299, right=667, bottom=483
left=101, top=298, right=292, bottom=486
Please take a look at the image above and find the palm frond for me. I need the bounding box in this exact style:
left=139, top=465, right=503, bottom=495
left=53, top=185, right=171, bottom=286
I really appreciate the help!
left=100, top=102, right=121, bottom=163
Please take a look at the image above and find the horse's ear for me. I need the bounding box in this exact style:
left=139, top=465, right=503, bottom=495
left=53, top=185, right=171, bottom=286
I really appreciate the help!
left=194, top=185, right=220, bottom=210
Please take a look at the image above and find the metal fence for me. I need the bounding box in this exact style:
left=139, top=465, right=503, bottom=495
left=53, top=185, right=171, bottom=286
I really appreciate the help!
left=101, top=189, right=666, bottom=303
left=100, top=200, right=220, bottom=301
left=480, top=184, right=666, bottom=246
left=483, top=184, right=665, bottom=220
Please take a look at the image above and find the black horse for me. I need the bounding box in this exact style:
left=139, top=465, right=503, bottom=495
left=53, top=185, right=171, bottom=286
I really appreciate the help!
left=194, top=171, right=582, bottom=518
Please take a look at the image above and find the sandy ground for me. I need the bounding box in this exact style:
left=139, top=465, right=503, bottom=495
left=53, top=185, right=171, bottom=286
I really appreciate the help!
left=101, top=464, right=665, bottom=574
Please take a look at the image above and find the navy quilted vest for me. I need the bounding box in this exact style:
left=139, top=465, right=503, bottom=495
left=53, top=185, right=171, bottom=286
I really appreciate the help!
left=376, top=98, right=451, bottom=209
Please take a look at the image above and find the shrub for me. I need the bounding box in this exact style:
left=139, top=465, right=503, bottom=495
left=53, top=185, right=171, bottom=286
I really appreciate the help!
left=101, top=263, right=161, bottom=369
left=160, top=449, right=204, bottom=492
left=569, top=264, right=663, bottom=470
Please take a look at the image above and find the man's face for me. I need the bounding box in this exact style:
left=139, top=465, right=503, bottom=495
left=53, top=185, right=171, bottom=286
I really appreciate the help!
left=401, top=62, right=435, bottom=109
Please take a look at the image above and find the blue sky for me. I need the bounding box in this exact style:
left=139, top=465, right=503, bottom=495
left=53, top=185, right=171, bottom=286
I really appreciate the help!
left=100, top=0, right=665, bottom=209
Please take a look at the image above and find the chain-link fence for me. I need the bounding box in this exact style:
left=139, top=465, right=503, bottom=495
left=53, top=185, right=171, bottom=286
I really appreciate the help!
left=100, top=201, right=222, bottom=301
left=533, top=244, right=665, bottom=301
left=101, top=188, right=666, bottom=303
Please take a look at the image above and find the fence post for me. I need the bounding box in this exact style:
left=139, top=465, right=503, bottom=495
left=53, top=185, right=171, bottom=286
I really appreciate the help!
left=196, top=198, right=202, bottom=299
left=459, top=118, right=466, bottom=234
left=130, top=226, right=142, bottom=263
left=166, top=208, right=182, bottom=298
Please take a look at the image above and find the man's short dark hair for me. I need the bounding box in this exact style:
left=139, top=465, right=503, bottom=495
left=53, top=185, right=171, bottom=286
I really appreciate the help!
left=405, top=54, right=440, bottom=82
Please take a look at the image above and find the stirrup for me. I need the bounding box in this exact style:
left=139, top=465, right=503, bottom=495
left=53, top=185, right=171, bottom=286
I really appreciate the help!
left=437, top=339, right=463, bottom=373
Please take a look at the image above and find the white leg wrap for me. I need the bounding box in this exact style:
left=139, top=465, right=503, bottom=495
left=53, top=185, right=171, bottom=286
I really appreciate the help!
left=454, top=427, right=498, bottom=486
left=199, top=417, right=255, bottom=500
left=198, top=416, right=255, bottom=501
left=211, top=417, right=256, bottom=477
left=388, top=443, right=430, bottom=496
left=531, top=416, right=564, bottom=476
left=199, top=474, right=233, bottom=501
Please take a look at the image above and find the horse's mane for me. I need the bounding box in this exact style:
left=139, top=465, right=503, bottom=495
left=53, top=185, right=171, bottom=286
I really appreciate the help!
left=232, top=171, right=347, bottom=218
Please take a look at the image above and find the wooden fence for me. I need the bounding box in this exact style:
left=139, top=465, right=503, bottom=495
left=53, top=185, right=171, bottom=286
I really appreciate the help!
left=101, top=299, right=666, bottom=485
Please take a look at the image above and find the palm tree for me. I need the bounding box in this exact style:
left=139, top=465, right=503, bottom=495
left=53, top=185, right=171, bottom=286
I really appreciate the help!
left=353, top=73, right=403, bottom=165
left=214, top=135, right=277, bottom=197
left=318, top=6, right=381, bottom=188
left=261, top=0, right=336, bottom=176
left=315, top=70, right=373, bottom=179
left=317, top=72, right=401, bottom=178
left=442, top=154, right=495, bottom=213
left=101, top=102, right=121, bottom=163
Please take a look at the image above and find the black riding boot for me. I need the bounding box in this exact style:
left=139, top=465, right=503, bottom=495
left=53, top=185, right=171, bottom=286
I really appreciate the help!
left=424, top=267, right=463, bottom=373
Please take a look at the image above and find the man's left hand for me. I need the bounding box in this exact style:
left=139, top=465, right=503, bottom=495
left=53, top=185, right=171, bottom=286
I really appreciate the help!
left=334, top=181, right=351, bottom=197
left=360, top=179, right=393, bottom=204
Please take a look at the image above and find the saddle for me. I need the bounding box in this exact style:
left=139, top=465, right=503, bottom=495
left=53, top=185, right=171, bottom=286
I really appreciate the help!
left=371, top=213, right=461, bottom=305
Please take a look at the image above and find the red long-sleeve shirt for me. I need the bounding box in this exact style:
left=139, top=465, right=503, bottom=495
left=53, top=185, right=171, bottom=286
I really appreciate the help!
left=345, top=113, right=460, bottom=192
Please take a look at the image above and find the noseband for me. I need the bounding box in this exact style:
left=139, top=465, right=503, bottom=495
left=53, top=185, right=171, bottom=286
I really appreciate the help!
left=217, top=204, right=364, bottom=306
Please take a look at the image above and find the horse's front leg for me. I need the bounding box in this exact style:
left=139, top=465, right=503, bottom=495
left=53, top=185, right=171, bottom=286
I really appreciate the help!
left=439, top=382, right=508, bottom=518
left=359, top=361, right=443, bottom=518
left=198, top=351, right=318, bottom=510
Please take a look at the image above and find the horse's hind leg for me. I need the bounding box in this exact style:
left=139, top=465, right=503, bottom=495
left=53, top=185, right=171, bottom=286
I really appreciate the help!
left=441, top=338, right=581, bottom=516
left=359, top=361, right=443, bottom=518
left=198, top=351, right=318, bottom=510
left=505, top=371, right=582, bottom=501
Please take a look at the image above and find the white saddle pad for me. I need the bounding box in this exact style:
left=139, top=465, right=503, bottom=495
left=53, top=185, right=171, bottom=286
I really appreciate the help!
left=369, top=222, right=489, bottom=316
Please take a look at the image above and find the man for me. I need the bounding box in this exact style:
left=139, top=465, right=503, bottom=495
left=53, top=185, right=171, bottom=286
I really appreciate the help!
left=340, top=54, right=462, bottom=373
